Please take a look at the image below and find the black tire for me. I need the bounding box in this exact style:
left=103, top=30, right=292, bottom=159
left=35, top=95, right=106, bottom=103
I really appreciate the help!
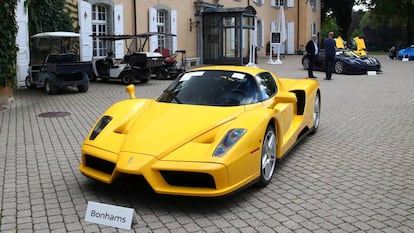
left=257, top=124, right=277, bottom=187
left=25, top=76, right=36, bottom=89
left=156, top=68, right=169, bottom=80
left=44, top=79, right=57, bottom=95
left=138, top=68, right=151, bottom=83
left=302, top=57, right=310, bottom=70
left=121, top=72, right=134, bottom=85
left=310, top=92, right=321, bottom=135
left=89, top=72, right=97, bottom=82
left=77, top=84, right=89, bottom=93
left=334, top=60, right=344, bottom=74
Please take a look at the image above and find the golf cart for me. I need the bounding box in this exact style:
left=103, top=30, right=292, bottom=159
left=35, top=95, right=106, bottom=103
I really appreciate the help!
left=90, top=33, right=168, bottom=84
left=25, top=32, right=91, bottom=94
left=153, top=48, right=186, bottom=80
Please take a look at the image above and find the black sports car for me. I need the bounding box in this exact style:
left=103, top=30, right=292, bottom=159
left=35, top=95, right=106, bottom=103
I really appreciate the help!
left=302, top=49, right=382, bottom=75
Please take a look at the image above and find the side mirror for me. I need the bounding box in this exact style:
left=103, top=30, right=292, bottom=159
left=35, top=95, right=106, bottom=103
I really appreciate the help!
left=268, top=92, right=297, bottom=109
left=125, top=84, right=136, bottom=99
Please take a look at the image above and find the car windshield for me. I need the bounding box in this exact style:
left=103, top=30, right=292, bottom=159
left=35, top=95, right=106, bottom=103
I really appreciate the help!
left=157, top=70, right=259, bottom=106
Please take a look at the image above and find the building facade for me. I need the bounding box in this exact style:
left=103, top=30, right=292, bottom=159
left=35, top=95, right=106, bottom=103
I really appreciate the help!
left=15, top=0, right=320, bottom=85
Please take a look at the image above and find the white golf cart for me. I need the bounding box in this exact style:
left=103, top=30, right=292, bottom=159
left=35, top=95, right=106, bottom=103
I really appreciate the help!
left=25, top=32, right=92, bottom=94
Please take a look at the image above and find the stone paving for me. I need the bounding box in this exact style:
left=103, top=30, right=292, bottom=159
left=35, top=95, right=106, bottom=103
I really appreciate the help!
left=1, top=55, right=413, bottom=232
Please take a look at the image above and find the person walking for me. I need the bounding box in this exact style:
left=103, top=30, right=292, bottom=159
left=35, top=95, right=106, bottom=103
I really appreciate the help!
left=323, top=31, right=336, bottom=80
left=305, top=34, right=319, bottom=78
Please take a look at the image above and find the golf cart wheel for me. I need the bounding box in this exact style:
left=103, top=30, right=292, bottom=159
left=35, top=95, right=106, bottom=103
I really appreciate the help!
left=45, top=79, right=58, bottom=95
left=121, top=72, right=134, bottom=85
left=25, top=76, right=36, bottom=89
left=89, top=72, right=97, bottom=82
left=77, top=84, right=89, bottom=93
left=156, top=68, right=169, bottom=80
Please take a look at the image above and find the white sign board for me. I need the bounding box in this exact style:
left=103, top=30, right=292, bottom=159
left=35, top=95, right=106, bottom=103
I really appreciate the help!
left=85, top=201, right=137, bottom=230
left=367, top=71, right=377, bottom=76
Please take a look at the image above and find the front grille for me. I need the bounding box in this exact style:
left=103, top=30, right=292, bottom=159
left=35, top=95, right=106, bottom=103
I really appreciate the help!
left=85, top=154, right=115, bottom=175
left=160, top=171, right=216, bottom=189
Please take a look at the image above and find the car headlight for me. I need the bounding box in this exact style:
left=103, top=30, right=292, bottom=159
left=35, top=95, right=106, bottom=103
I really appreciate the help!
left=89, top=115, right=112, bottom=140
left=213, top=128, right=246, bottom=157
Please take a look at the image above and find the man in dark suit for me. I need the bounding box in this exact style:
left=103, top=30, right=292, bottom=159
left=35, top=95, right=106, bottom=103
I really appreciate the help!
left=305, top=35, right=318, bottom=78
left=323, top=31, right=336, bottom=80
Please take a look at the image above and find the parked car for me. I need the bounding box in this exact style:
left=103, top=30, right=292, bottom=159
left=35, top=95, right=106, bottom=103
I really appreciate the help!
left=302, top=49, right=381, bottom=75
left=397, top=45, right=414, bottom=60
left=25, top=32, right=91, bottom=94
left=79, top=65, right=321, bottom=197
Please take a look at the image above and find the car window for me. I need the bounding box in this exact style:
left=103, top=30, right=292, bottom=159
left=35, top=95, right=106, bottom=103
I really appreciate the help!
left=158, top=70, right=259, bottom=106
left=255, top=72, right=277, bottom=100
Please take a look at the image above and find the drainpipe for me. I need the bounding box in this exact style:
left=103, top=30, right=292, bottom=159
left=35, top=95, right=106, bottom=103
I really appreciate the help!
left=133, top=0, right=137, bottom=50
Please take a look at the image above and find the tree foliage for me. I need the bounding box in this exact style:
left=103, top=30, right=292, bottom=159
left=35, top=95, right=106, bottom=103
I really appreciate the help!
left=0, top=0, right=18, bottom=87
left=322, top=0, right=356, bottom=41
left=26, top=0, right=75, bottom=36
left=361, top=0, right=414, bottom=45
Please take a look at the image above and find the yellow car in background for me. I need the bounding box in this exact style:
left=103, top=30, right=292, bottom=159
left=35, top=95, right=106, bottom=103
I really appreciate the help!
left=79, top=66, right=320, bottom=197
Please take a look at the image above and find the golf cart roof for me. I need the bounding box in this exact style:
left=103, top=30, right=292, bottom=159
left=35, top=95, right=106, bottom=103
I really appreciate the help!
left=91, top=32, right=176, bottom=41
left=32, top=32, right=80, bottom=38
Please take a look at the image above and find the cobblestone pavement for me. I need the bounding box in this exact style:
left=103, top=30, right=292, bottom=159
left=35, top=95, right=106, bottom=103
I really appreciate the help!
left=1, top=55, right=413, bottom=232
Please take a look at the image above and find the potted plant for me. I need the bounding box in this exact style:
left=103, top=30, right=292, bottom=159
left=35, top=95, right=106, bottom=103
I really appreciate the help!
left=0, top=0, right=18, bottom=109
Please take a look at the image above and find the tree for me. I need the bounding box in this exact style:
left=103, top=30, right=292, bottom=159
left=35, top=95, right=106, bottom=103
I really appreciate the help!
left=0, top=0, right=18, bottom=88
left=26, top=0, right=75, bottom=35
left=362, top=0, right=414, bottom=46
left=322, top=0, right=356, bottom=41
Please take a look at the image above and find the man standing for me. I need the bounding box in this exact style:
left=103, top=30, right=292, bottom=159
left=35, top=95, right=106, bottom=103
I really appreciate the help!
left=305, top=34, right=318, bottom=78
left=323, top=31, right=336, bottom=80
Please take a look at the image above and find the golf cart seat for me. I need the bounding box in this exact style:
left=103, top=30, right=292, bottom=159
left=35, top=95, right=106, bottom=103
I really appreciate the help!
left=154, top=48, right=177, bottom=65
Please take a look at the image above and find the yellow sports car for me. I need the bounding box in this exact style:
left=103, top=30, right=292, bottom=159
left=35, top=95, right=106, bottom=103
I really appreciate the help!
left=80, top=66, right=320, bottom=197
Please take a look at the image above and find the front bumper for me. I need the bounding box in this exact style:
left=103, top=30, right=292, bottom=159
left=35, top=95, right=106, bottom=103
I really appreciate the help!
left=79, top=144, right=252, bottom=197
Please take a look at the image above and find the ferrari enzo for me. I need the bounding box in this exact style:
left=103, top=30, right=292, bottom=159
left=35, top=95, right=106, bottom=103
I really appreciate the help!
left=80, top=66, right=320, bottom=197
left=302, top=49, right=381, bottom=74
left=397, top=45, right=414, bottom=60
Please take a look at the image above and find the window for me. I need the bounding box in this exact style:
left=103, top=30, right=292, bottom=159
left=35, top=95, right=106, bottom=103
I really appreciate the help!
left=92, top=4, right=108, bottom=57
left=310, top=0, right=317, bottom=11
left=253, top=0, right=264, bottom=5
left=271, top=0, right=284, bottom=7
left=157, top=10, right=166, bottom=48
left=255, top=72, right=277, bottom=100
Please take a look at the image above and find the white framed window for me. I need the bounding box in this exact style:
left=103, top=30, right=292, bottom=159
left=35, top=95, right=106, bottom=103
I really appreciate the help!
left=253, top=0, right=264, bottom=5
left=92, top=4, right=108, bottom=57
left=310, top=0, right=317, bottom=11
left=271, top=0, right=284, bottom=7
left=157, top=10, right=167, bottom=48
left=149, top=7, right=176, bottom=52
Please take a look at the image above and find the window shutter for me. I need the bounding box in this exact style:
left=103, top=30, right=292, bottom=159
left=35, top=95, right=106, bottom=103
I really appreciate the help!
left=114, top=5, right=124, bottom=59
left=149, top=7, right=158, bottom=52
left=16, top=0, right=30, bottom=86
left=78, top=1, right=92, bottom=61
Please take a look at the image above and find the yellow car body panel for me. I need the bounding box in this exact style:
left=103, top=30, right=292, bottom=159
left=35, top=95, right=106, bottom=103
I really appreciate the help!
left=80, top=65, right=320, bottom=197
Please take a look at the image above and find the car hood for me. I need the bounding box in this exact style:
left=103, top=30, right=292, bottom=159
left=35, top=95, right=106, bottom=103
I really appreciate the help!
left=112, top=101, right=245, bottom=158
